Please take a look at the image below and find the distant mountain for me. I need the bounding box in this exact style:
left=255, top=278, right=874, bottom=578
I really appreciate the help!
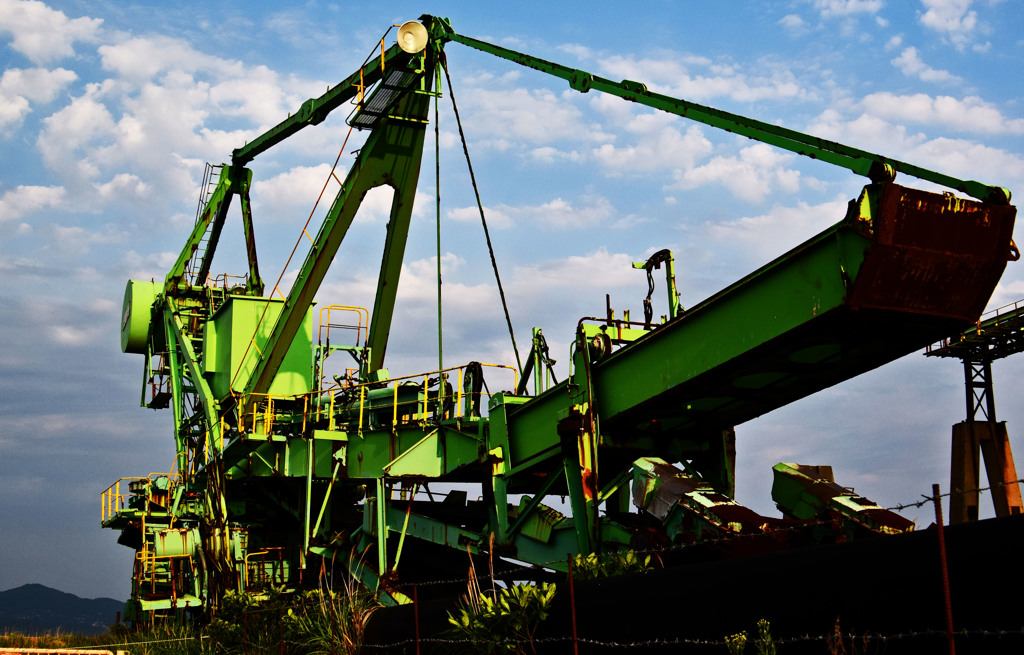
left=0, top=584, right=125, bottom=636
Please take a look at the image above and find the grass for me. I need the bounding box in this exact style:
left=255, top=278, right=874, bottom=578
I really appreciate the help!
left=0, top=583, right=378, bottom=655
left=1, top=623, right=209, bottom=655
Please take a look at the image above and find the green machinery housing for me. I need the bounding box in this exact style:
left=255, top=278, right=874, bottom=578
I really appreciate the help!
left=102, top=16, right=1017, bottom=619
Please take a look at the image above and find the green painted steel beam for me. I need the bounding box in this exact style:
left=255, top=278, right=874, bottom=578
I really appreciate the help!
left=342, top=424, right=484, bottom=479
left=380, top=503, right=634, bottom=577
left=383, top=428, right=484, bottom=477
left=384, top=504, right=483, bottom=552
left=165, top=165, right=251, bottom=293
left=500, top=184, right=1014, bottom=480
left=231, top=44, right=417, bottom=165
left=165, top=298, right=223, bottom=457
left=430, top=17, right=1009, bottom=204
left=239, top=185, right=264, bottom=296
left=165, top=321, right=187, bottom=475
left=243, top=52, right=435, bottom=403
left=586, top=184, right=1013, bottom=435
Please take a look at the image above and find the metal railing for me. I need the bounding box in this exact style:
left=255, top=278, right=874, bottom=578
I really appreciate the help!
left=101, top=471, right=183, bottom=523
left=239, top=362, right=516, bottom=436
left=244, top=547, right=288, bottom=591
left=926, top=298, right=1024, bottom=353
left=134, top=551, right=194, bottom=601
left=100, top=477, right=148, bottom=523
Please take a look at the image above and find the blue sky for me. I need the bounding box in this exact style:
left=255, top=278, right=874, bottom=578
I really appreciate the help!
left=2, top=0, right=1023, bottom=601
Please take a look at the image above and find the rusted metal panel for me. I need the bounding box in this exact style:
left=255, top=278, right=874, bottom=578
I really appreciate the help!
left=848, top=184, right=1016, bottom=320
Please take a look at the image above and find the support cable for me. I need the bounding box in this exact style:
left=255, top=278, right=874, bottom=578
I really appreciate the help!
left=434, top=66, right=444, bottom=375
left=440, top=52, right=523, bottom=376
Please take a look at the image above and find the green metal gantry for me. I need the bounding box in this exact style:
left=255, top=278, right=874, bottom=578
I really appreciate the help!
left=103, top=16, right=1016, bottom=621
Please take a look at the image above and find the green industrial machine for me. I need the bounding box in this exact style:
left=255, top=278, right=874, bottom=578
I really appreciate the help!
left=102, top=16, right=1017, bottom=621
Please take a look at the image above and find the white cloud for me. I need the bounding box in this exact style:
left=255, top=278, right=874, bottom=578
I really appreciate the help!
left=596, top=53, right=807, bottom=104
left=462, top=87, right=602, bottom=148
left=672, top=143, right=806, bottom=204
left=314, top=252, right=501, bottom=358
left=706, top=195, right=851, bottom=264
left=808, top=0, right=884, bottom=18
left=901, top=136, right=1024, bottom=186
left=0, top=185, right=65, bottom=222
left=592, top=118, right=713, bottom=174
left=779, top=14, right=808, bottom=32
left=49, top=223, right=126, bottom=256
left=100, top=37, right=314, bottom=128
left=528, top=197, right=614, bottom=228
left=32, top=33, right=332, bottom=215
left=449, top=197, right=614, bottom=230
left=99, top=36, right=224, bottom=82
left=0, top=93, right=29, bottom=130
left=557, top=43, right=594, bottom=60
left=861, top=92, right=1024, bottom=135
left=919, top=0, right=979, bottom=51
left=891, top=47, right=963, bottom=84
left=94, top=173, right=149, bottom=200
left=511, top=248, right=640, bottom=293
left=209, top=67, right=309, bottom=126
left=988, top=280, right=1024, bottom=310
left=0, top=0, right=102, bottom=64
left=530, top=146, right=584, bottom=164
left=400, top=253, right=495, bottom=315
left=122, top=250, right=178, bottom=282
left=808, top=107, right=910, bottom=149
left=51, top=323, right=105, bottom=347
left=253, top=164, right=339, bottom=214
left=448, top=204, right=513, bottom=230
left=806, top=108, right=1024, bottom=188
left=36, top=84, right=119, bottom=186
left=0, top=67, right=77, bottom=129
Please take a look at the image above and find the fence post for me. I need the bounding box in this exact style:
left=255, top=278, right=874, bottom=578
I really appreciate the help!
left=414, top=584, right=421, bottom=655
left=933, top=483, right=956, bottom=655
left=567, top=556, right=579, bottom=655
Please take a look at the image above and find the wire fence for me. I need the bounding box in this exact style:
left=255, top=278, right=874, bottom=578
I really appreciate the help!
left=68, top=625, right=1024, bottom=654
left=57, top=477, right=1022, bottom=654
left=884, top=476, right=1024, bottom=512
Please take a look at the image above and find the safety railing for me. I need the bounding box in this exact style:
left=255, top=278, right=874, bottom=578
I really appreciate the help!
left=238, top=393, right=311, bottom=436
left=101, top=477, right=148, bottom=523
left=210, top=272, right=249, bottom=291
left=134, top=551, right=194, bottom=601
left=318, top=362, right=517, bottom=433
left=315, top=304, right=370, bottom=394
left=244, top=547, right=288, bottom=591
left=318, top=304, right=369, bottom=348
left=238, top=362, right=517, bottom=437
left=926, top=297, right=1024, bottom=353
left=101, top=471, right=183, bottom=523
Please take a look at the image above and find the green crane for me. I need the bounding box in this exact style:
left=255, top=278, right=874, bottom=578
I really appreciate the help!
left=103, top=16, right=1016, bottom=621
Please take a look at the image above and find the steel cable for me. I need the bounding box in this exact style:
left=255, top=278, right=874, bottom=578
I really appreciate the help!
left=440, top=52, right=523, bottom=376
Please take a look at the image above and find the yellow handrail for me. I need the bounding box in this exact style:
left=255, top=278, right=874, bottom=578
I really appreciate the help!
left=243, top=547, right=286, bottom=590
left=100, top=469, right=183, bottom=523
left=318, top=304, right=369, bottom=347
left=237, top=362, right=518, bottom=438
left=243, top=550, right=269, bottom=590
left=100, top=477, right=147, bottom=522
left=135, top=551, right=193, bottom=599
